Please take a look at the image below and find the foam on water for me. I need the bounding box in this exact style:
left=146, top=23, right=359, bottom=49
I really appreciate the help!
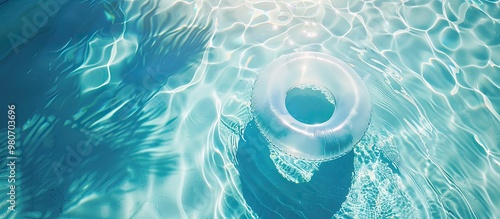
left=1, top=0, right=499, bottom=218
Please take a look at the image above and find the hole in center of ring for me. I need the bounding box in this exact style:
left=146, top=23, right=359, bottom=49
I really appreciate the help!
left=284, top=84, right=336, bottom=125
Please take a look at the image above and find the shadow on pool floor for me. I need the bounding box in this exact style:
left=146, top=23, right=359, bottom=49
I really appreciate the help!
left=237, top=121, right=354, bottom=219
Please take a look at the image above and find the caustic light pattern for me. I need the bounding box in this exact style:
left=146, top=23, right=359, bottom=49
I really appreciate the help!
left=0, top=0, right=499, bottom=218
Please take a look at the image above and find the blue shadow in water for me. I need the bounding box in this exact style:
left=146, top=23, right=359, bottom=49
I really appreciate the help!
left=121, top=10, right=212, bottom=88
left=237, top=121, right=354, bottom=219
left=0, top=1, right=206, bottom=217
left=21, top=117, right=178, bottom=218
left=0, top=0, right=114, bottom=126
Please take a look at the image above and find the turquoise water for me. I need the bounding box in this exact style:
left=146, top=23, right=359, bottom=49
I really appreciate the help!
left=0, top=0, right=499, bottom=218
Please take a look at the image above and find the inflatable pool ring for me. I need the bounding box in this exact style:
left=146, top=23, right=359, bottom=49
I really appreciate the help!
left=251, top=52, right=371, bottom=161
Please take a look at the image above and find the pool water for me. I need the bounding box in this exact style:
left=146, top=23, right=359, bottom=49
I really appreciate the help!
left=0, top=0, right=499, bottom=218
left=285, top=85, right=336, bottom=125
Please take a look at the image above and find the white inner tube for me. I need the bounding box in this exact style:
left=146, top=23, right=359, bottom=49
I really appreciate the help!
left=251, top=52, right=371, bottom=161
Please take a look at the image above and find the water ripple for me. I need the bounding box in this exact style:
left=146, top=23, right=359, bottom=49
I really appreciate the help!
left=1, top=0, right=499, bottom=218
